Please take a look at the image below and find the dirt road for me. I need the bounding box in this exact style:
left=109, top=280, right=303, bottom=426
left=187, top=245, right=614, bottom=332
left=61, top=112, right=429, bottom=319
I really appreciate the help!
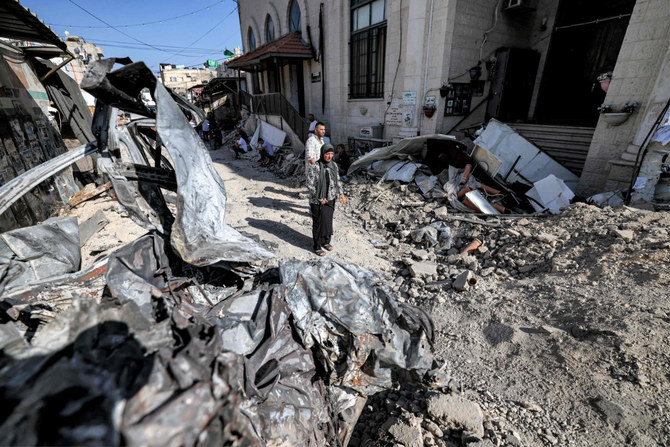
left=209, top=146, right=392, bottom=272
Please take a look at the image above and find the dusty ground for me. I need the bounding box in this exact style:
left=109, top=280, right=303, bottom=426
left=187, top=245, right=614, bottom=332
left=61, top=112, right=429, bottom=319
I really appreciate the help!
left=207, top=147, right=670, bottom=447
left=64, top=143, right=670, bottom=447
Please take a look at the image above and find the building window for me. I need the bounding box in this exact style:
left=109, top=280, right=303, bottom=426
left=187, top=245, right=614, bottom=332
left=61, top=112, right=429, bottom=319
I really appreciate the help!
left=288, top=0, right=301, bottom=33
left=248, top=27, right=256, bottom=51
left=266, top=15, right=275, bottom=42
left=350, top=0, right=387, bottom=98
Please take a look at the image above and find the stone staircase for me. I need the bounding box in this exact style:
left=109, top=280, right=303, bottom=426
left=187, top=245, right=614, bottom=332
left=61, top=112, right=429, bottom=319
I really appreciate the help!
left=606, top=143, right=640, bottom=191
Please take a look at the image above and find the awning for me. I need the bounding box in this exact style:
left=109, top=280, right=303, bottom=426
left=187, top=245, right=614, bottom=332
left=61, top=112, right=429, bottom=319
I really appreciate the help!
left=202, top=77, right=240, bottom=96
left=0, top=0, right=67, bottom=51
left=226, top=32, right=312, bottom=69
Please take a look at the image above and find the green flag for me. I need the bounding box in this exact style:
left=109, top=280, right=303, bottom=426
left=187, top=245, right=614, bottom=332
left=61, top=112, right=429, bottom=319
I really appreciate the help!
left=207, top=59, right=219, bottom=68
left=223, top=49, right=234, bottom=58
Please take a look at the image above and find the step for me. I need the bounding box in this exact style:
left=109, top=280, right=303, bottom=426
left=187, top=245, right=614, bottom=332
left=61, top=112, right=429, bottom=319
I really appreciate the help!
left=607, top=159, right=636, bottom=183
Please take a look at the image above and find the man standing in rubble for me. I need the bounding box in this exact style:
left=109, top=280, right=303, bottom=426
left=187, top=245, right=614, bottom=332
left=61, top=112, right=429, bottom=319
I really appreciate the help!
left=305, top=122, right=326, bottom=174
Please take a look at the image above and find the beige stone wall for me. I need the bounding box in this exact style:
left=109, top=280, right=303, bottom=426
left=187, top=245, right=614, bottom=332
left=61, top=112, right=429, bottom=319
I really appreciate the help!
left=578, top=0, right=670, bottom=195
left=435, top=0, right=559, bottom=135
left=161, top=68, right=216, bottom=96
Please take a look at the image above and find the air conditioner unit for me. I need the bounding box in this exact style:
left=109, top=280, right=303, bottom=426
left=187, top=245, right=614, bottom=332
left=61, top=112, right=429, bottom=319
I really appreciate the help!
left=360, top=126, right=383, bottom=139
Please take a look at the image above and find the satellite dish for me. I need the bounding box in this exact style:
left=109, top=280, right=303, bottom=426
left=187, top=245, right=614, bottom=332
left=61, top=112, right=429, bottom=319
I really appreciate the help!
left=64, top=30, right=70, bottom=37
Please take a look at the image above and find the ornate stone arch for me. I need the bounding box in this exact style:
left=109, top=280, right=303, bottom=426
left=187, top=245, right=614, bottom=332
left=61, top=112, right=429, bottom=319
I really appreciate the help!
left=247, top=16, right=261, bottom=51
left=286, top=0, right=309, bottom=36
left=266, top=2, right=282, bottom=40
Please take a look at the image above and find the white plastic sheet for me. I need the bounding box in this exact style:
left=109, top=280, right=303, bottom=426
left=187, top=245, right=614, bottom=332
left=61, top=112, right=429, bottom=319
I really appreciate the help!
left=525, top=174, right=575, bottom=214
left=474, top=120, right=579, bottom=190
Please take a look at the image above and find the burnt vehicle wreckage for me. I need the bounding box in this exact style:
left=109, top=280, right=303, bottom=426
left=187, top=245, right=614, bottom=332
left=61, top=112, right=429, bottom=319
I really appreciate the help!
left=0, top=59, right=438, bottom=445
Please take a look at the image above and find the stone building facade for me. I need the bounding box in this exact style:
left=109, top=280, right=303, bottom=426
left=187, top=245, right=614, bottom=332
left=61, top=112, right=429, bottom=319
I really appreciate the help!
left=233, top=0, right=669, bottom=195
left=63, top=34, right=105, bottom=86
left=159, top=64, right=217, bottom=98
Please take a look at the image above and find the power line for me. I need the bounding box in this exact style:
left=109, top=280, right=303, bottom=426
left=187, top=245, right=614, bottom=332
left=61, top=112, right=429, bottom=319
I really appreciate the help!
left=48, top=1, right=225, bottom=29
left=82, top=38, right=223, bottom=53
left=67, top=0, right=239, bottom=60
left=67, top=0, right=175, bottom=55
left=161, top=4, right=238, bottom=62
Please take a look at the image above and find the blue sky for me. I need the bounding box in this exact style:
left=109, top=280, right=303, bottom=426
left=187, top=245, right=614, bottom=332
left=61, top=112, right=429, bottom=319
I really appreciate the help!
left=20, top=0, right=242, bottom=72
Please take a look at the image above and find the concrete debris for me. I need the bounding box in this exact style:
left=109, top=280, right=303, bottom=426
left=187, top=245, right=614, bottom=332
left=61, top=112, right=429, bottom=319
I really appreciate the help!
left=526, top=174, right=575, bottom=214
left=410, top=261, right=439, bottom=278
left=453, top=270, right=476, bottom=291
left=426, top=393, right=485, bottom=437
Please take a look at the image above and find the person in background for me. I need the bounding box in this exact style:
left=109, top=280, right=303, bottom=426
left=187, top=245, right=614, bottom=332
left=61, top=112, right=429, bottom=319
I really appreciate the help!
left=201, top=116, right=210, bottom=142
left=334, top=144, right=351, bottom=176
left=304, top=122, right=325, bottom=173
left=306, top=143, right=347, bottom=257
left=231, top=132, right=248, bottom=159
left=255, top=137, right=275, bottom=165
left=307, top=113, right=318, bottom=137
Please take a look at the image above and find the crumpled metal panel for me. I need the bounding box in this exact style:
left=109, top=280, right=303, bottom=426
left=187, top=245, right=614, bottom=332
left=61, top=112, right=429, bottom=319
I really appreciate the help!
left=82, top=59, right=274, bottom=265
left=280, top=258, right=434, bottom=394
left=105, top=233, right=171, bottom=320
left=152, top=83, right=275, bottom=265
left=0, top=230, right=435, bottom=446
left=0, top=141, right=98, bottom=217
left=0, top=217, right=80, bottom=295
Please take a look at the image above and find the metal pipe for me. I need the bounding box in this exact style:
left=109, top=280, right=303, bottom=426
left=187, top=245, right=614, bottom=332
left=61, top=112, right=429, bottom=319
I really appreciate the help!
left=461, top=238, right=482, bottom=255
left=418, top=0, right=435, bottom=135
left=39, top=54, right=74, bottom=82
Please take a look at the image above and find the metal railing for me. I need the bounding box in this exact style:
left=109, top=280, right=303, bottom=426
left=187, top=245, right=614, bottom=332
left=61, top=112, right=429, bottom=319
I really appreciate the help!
left=251, top=93, right=309, bottom=142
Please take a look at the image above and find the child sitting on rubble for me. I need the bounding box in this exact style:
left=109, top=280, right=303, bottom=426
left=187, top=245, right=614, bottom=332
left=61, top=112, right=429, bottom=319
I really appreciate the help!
left=231, top=132, right=248, bottom=159
left=254, top=138, right=275, bottom=165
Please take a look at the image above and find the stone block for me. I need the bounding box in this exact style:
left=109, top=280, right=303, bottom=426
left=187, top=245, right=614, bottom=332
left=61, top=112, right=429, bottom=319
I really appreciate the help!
left=613, top=229, right=635, bottom=242
left=452, top=270, right=475, bottom=291
left=409, top=262, right=438, bottom=278
left=607, top=160, right=636, bottom=182
left=426, top=393, right=484, bottom=437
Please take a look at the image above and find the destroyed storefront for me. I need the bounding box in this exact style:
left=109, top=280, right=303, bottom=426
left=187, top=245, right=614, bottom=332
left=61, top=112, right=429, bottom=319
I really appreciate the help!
left=0, top=1, right=95, bottom=232
left=0, top=58, right=438, bottom=446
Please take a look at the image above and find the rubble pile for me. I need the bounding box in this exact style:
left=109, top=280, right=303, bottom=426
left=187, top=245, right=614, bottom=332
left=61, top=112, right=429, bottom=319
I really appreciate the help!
left=0, top=59, right=448, bottom=447
left=0, top=232, right=435, bottom=446
left=340, top=179, right=670, bottom=304
left=334, top=176, right=670, bottom=445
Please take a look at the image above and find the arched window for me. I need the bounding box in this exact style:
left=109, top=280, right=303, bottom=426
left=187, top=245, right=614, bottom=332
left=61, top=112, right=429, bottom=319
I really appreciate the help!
left=265, top=15, right=275, bottom=42
left=248, top=27, right=256, bottom=51
left=288, top=0, right=301, bottom=33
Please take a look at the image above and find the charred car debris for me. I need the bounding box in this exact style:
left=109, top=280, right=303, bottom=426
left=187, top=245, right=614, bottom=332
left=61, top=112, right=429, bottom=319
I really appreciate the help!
left=0, top=59, right=440, bottom=446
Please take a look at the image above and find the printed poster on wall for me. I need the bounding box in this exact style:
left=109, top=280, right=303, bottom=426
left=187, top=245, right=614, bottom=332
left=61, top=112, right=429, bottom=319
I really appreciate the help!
left=402, top=91, right=417, bottom=106
left=385, top=98, right=403, bottom=126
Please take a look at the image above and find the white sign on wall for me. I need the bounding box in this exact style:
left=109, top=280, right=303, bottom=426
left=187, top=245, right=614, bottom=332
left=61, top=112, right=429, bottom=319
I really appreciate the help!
left=402, top=91, right=417, bottom=106
left=385, top=101, right=403, bottom=126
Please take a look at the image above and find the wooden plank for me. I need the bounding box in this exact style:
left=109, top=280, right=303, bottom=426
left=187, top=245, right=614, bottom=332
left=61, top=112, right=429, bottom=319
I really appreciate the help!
left=68, top=181, right=113, bottom=208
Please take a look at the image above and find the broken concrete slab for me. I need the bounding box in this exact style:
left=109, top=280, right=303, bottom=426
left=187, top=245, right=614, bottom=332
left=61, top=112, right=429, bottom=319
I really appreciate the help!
left=613, top=229, right=635, bottom=242
left=382, top=416, right=424, bottom=447
left=453, top=270, right=476, bottom=291
left=426, top=393, right=484, bottom=437
left=410, top=262, right=438, bottom=278
left=78, top=210, right=109, bottom=246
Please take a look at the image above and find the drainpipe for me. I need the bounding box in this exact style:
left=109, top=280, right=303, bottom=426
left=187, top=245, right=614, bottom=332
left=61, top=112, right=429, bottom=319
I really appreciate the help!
left=417, top=0, right=434, bottom=135
left=40, top=53, right=74, bottom=82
